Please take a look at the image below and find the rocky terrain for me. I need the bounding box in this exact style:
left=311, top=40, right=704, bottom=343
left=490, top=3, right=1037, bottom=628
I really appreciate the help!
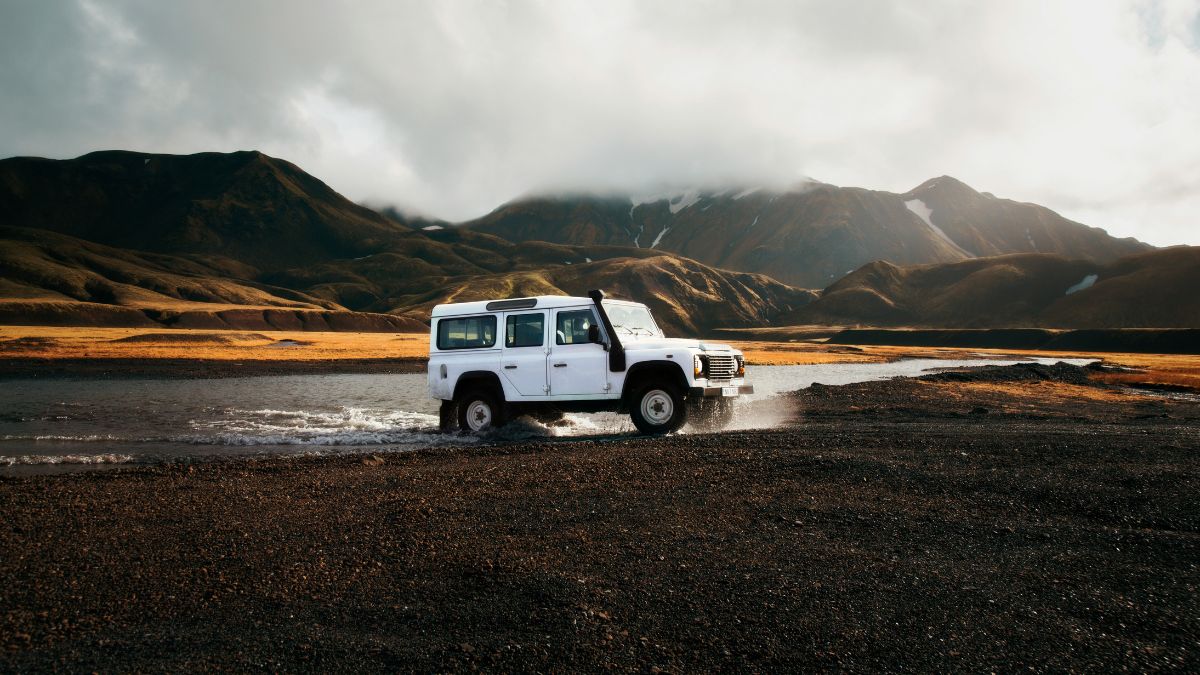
left=0, top=363, right=1195, bottom=671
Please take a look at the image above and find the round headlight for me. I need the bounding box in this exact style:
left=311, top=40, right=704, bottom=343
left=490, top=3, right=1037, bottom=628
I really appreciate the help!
left=693, top=354, right=704, bottom=377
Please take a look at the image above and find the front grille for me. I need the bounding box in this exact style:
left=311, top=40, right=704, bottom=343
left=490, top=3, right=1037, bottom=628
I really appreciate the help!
left=706, top=354, right=737, bottom=381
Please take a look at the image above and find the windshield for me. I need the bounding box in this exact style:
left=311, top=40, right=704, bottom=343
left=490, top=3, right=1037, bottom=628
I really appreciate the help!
left=603, top=302, right=661, bottom=338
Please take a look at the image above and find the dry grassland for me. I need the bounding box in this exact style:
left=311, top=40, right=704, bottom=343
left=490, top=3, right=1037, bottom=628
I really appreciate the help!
left=0, top=326, right=428, bottom=362
left=928, top=380, right=1140, bottom=416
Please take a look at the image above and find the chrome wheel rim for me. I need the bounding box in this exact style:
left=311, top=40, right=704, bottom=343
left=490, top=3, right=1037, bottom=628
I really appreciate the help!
left=465, top=400, right=493, bottom=432
left=640, top=389, right=674, bottom=426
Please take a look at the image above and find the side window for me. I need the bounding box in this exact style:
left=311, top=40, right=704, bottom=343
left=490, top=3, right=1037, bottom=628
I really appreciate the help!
left=556, top=309, right=597, bottom=345
left=505, top=313, right=545, bottom=348
left=436, top=315, right=496, bottom=350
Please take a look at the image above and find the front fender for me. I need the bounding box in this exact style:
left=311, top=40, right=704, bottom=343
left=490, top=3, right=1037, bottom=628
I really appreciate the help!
left=618, top=360, right=691, bottom=412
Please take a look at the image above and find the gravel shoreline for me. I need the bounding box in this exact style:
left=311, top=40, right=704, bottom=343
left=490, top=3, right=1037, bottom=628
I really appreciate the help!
left=2, top=369, right=1197, bottom=670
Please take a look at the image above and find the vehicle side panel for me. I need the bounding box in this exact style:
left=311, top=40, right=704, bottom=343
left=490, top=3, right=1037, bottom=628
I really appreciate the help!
left=428, top=348, right=501, bottom=400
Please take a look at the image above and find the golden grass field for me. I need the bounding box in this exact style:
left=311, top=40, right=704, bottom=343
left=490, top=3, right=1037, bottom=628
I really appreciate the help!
left=1, top=326, right=1196, bottom=390
left=0, top=326, right=429, bottom=362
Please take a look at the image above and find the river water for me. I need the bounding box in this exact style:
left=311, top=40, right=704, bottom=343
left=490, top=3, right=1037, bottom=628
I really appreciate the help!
left=0, top=357, right=1092, bottom=473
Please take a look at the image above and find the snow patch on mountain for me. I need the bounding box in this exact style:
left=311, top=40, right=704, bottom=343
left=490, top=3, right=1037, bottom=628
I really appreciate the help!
left=904, top=199, right=973, bottom=258
left=650, top=227, right=670, bottom=249
left=732, top=187, right=761, bottom=200
left=668, top=189, right=701, bottom=214
left=1065, top=274, right=1098, bottom=295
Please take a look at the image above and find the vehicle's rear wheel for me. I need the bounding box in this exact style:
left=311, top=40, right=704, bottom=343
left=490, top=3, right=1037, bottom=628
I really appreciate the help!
left=630, top=383, right=687, bottom=435
left=457, top=389, right=505, bottom=433
left=688, top=397, right=735, bottom=432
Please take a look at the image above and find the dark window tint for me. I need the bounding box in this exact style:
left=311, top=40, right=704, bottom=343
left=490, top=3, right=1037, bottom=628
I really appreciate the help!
left=436, top=315, right=496, bottom=350
left=556, top=309, right=597, bottom=345
left=505, top=313, right=545, bottom=348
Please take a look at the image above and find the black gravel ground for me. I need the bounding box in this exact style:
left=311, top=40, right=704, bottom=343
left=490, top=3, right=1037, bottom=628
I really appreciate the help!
left=1, top=370, right=1197, bottom=671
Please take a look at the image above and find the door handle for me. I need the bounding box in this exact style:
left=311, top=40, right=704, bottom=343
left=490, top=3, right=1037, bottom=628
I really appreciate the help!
left=553, top=363, right=567, bottom=368
left=504, top=364, right=517, bottom=369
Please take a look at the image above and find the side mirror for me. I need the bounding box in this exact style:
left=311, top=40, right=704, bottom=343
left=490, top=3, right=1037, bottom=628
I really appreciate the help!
left=587, top=324, right=606, bottom=348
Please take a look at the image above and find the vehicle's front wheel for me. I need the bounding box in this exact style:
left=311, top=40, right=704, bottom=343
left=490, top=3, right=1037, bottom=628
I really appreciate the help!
left=457, top=389, right=505, bottom=433
left=630, top=384, right=687, bottom=435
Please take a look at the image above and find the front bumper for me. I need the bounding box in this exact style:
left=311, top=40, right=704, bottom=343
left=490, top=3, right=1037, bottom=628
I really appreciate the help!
left=689, top=385, right=754, bottom=398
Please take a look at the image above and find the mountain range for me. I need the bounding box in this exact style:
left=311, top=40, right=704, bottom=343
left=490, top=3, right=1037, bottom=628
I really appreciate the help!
left=463, top=177, right=1148, bottom=288
left=0, top=150, right=1191, bottom=334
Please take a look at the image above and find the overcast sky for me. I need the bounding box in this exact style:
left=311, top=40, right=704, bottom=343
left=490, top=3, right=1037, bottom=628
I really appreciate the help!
left=1, top=0, right=1198, bottom=245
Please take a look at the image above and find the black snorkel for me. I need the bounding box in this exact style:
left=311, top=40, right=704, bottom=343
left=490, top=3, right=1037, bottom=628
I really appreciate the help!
left=588, top=289, right=626, bottom=372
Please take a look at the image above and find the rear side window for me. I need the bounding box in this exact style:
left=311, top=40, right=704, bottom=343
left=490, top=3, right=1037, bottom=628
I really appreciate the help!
left=505, top=313, right=545, bottom=348
left=436, top=315, right=496, bottom=350
left=556, top=309, right=597, bottom=345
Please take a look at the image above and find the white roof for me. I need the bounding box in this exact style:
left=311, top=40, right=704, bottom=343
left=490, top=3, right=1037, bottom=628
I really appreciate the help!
left=431, top=295, right=642, bottom=318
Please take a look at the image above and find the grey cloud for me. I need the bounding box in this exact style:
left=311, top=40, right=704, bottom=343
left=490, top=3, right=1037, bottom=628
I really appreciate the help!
left=0, top=0, right=1197, bottom=246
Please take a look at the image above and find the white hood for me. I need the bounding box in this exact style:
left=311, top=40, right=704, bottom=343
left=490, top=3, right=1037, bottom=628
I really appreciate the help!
left=622, top=335, right=736, bottom=352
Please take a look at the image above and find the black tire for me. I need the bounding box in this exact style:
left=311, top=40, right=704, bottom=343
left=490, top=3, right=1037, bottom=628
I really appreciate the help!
left=629, top=383, right=688, bottom=435
left=438, top=399, right=458, bottom=433
left=456, top=389, right=505, bottom=433
left=688, top=397, right=735, bottom=432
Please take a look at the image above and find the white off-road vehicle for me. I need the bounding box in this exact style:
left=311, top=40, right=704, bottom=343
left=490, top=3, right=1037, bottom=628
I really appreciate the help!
left=428, top=290, right=753, bottom=434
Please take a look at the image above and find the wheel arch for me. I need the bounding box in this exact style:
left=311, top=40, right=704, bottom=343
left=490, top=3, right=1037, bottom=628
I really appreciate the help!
left=619, top=360, right=689, bottom=412
left=453, top=370, right=506, bottom=403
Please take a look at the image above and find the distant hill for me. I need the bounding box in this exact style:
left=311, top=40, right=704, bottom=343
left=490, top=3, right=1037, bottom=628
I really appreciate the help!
left=900, top=177, right=1145, bottom=262
left=0, top=150, right=415, bottom=272
left=0, top=225, right=332, bottom=309
left=461, top=179, right=1149, bottom=288
left=0, top=225, right=425, bottom=331
left=382, top=254, right=817, bottom=335
left=785, top=247, right=1200, bottom=328
left=0, top=222, right=813, bottom=334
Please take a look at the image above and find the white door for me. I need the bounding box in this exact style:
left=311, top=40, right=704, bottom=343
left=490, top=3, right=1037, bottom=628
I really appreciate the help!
left=549, top=307, right=610, bottom=397
left=500, top=310, right=548, bottom=397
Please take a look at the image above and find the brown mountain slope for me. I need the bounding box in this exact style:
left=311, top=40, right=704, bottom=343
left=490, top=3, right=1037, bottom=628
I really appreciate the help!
left=388, top=255, right=817, bottom=335
left=0, top=226, right=425, bottom=331
left=0, top=226, right=334, bottom=310
left=463, top=181, right=1149, bottom=288
left=902, top=176, right=1145, bottom=261
left=0, top=150, right=415, bottom=272
left=0, top=215, right=813, bottom=335
left=263, top=229, right=674, bottom=314
left=785, top=247, right=1200, bottom=328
